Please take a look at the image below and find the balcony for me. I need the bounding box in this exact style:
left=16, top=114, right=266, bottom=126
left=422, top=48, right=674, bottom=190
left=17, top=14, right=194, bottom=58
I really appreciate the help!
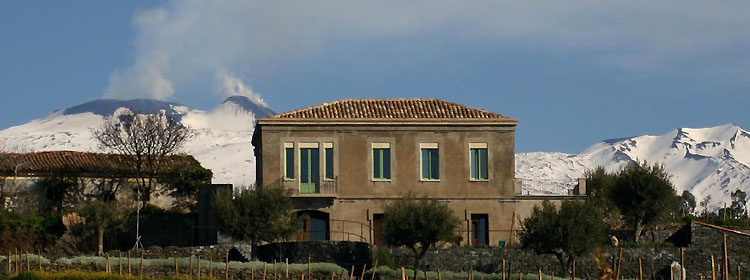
left=268, top=177, right=338, bottom=198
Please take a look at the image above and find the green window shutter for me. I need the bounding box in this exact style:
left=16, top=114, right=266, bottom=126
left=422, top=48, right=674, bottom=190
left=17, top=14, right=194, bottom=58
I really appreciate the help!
left=373, top=148, right=381, bottom=179
left=383, top=148, right=391, bottom=179
left=422, top=148, right=439, bottom=180
left=325, top=148, right=334, bottom=179
left=285, top=147, right=294, bottom=179
left=470, top=148, right=489, bottom=180
left=479, top=148, right=488, bottom=180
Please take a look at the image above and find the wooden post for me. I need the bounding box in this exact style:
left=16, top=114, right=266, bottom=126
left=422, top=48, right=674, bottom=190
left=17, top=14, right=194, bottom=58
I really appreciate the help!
left=350, top=265, right=355, bottom=280
left=37, top=250, right=42, bottom=272
left=263, top=262, right=268, bottom=280
left=615, top=248, right=623, bottom=280
left=210, top=255, right=214, bottom=279
left=286, top=258, right=290, bottom=280
left=139, top=250, right=144, bottom=280
left=106, top=253, right=111, bottom=273
left=127, top=251, right=132, bottom=275
left=25, top=251, right=29, bottom=272
left=138, top=250, right=143, bottom=279
left=309, top=256, right=313, bottom=280
left=723, top=234, right=730, bottom=280
left=639, top=257, right=643, bottom=280
left=503, top=260, right=507, bottom=280
left=15, top=248, right=18, bottom=273
left=681, top=248, right=685, bottom=273
left=712, top=256, right=717, bottom=280
left=251, top=263, right=255, bottom=280
left=572, top=260, right=576, bottom=280
left=360, top=264, right=367, bottom=280
left=274, top=260, right=278, bottom=280
left=225, top=251, right=229, bottom=280
left=190, top=255, right=194, bottom=279
left=509, top=263, right=513, bottom=280
left=175, top=258, right=179, bottom=277
left=737, top=266, right=741, bottom=280
left=538, top=269, right=542, bottom=280
left=119, top=252, right=123, bottom=275
left=437, top=267, right=442, bottom=280
left=7, top=251, right=11, bottom=275
left=402, top=267, right=406, bottom=280
left=198, top=256, right=202, bottom=280
left=519, top=272, right=522, bottom=280
left=371, top=260, right=379, bottom=280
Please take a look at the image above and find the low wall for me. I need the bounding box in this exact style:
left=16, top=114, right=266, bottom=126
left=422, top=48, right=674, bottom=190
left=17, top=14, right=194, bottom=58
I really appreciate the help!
left=257, top=241, right=373, bottom=273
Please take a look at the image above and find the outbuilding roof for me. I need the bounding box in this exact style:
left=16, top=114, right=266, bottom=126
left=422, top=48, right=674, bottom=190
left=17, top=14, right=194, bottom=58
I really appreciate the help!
left=0, top=151, right=201, bottom=178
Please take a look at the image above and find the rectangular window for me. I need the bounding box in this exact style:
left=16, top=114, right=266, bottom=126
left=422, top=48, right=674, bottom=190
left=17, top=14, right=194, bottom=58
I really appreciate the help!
left=420, top=143, right=439, bottom=180
left=372, top=143, right=391, bottom=180
left=284, top=143, right=294, bottom=179
left=324, top=143, right=334, bottom=180
left=470, top=143, right=488, bottom=180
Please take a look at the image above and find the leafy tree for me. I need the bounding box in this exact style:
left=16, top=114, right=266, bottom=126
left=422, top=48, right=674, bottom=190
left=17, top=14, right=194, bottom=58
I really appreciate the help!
left=520, top=200, right=606, bottom=275
left=610, top=161, right=677, bottom=242
left=730, top=189, right=747, bottom=219
left=383, top=196, right=461, bottom=279
left=76, top=200, right=129, bottom=256
left=679, top=191, right=696, bottom=217
left=584, top=167, right=619, bottom=225
left=213, top=186, right=298, bottom=255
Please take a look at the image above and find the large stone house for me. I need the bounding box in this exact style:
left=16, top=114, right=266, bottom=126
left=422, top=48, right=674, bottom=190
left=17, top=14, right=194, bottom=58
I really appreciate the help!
left=252, top=98, right=584, bottom=247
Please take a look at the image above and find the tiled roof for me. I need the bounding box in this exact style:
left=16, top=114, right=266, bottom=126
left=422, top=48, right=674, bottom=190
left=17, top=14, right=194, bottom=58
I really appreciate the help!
left=269, top=99, right=515, bottom=121
left=0, top=151, right=198, bottom=177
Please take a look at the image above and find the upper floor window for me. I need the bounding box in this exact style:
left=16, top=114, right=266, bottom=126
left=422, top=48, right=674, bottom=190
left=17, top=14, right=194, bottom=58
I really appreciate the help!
left=372, top=143, right=391, bottom=180
left=470, top=143, right=488, bottom=181
left=324, top=142, right=334, bottom=180
left=420, top=143, right=439, bottom=181
left=284, top=143, right=294, bottom=179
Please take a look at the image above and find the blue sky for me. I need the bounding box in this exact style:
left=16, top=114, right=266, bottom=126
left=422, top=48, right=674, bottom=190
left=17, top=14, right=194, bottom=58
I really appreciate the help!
left=2, top=1, right=749, bottom=153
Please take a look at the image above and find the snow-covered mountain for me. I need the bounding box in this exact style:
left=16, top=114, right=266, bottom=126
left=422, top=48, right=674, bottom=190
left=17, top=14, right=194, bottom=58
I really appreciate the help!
left=516, top=124, right=750, bottom=208
left=0, top=96, right=275, bottom=187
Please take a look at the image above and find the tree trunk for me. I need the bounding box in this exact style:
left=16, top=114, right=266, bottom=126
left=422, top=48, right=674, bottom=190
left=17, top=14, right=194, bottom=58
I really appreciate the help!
left=555, top=252, right=571, bottom=276
left=634, top=221, right=644, bottom=243
left=98, top=227, right=105, bottom=256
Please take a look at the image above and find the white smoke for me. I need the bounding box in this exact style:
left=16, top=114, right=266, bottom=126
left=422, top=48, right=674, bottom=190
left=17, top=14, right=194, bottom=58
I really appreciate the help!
left=103, top=0, right=750, bottom=101
left=217, top=72, right=268, bottom=108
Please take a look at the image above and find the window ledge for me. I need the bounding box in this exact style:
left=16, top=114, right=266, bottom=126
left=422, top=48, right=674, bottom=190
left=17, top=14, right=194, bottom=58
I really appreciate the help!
left=283, top=178, right=296, bottom=182
left=470, top=179, right=489, bottom=182
left=419, top=179, right=441, bottom=182
left=323, top=178, right=335, bottom=182
left=372, top=179, right=392, bottom=182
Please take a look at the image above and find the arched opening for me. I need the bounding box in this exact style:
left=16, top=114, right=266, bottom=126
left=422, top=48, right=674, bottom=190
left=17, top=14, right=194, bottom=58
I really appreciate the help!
left=297, top=210, right=330, bottom=241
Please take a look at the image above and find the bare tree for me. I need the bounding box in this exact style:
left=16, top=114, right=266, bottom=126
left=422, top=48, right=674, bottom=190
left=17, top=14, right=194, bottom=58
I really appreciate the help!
left=92, top=111, right=190, bottom=248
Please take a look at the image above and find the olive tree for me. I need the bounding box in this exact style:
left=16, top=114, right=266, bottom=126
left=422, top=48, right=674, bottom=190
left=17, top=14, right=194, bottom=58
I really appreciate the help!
left=213, top=186, right=298, bottom=256
left=610, top=161, right=677, bottom=243
left=383, top=196, right=461, bottom=279
left=77, top=200, right=129, bottom=256
left=520, top=200, right=607, bottom=275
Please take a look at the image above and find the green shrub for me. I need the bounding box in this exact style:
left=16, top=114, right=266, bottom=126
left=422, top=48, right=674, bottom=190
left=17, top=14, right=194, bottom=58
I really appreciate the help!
left=373, top=246, right=396, bottom=269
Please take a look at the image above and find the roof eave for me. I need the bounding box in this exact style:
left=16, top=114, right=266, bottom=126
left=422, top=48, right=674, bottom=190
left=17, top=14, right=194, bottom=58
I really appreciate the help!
left=257, top=118, right=519, bottom=126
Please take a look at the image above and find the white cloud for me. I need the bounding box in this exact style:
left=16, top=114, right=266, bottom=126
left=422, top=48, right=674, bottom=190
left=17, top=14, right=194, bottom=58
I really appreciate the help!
left=103, top=0, right=750, bottom=100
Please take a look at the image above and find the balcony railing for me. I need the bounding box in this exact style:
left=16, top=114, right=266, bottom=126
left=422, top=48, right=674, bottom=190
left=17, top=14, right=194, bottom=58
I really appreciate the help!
left=268, top=177, right=338, bottom=197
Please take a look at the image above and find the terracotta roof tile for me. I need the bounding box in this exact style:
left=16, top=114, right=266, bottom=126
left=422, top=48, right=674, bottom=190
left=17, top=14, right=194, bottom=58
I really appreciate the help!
left=0, top=151, right=198, bottom=177
left=269, top=99, right=515, bottom=121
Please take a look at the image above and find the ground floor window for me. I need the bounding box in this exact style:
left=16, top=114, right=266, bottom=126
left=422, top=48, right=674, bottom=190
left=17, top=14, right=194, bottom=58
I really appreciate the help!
left=471, top=214, right=489, bottom=246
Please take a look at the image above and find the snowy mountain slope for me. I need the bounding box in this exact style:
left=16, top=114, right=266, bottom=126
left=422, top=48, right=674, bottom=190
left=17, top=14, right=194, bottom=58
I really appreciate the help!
left=0, top=96, right=272, bottom=187
left=516, top=124, right=750, bottom=208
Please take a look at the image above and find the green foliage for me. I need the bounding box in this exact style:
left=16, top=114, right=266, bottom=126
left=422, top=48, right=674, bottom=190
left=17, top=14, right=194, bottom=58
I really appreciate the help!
left=730, top=189, right=747, bottom=219
left=76, top=201, right=130, bottom=255
left=0, top=210, right=64, bottom=252
left=213, top=186, right=298, bottom=248
left=679, top=190, right=696, bottom=217
left=519, top=200, right=606, bottom=274
left=158, top=156, right=212, bottom=199
left=584, top=167, right=619, bottom=225
left=373, top=246, right=396, bottom=269
left=610, top=161, right=677, bottom=242
left=40, top=176, right=78, bottom=212
left=383, top=195, right=461, bottom=278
